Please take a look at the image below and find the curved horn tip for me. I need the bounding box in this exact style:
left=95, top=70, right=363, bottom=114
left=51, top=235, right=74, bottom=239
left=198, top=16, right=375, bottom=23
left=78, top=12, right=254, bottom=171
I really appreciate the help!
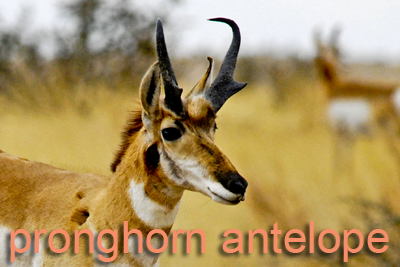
left=208, top=17, right=238, bottom=27
left=208, top=17, right=232, bottom=22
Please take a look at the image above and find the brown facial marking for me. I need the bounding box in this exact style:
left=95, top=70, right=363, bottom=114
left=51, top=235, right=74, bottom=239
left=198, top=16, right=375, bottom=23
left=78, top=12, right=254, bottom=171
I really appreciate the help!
left=200, top=142, right=215, bottom=156
left=162, top=147, right=183, bottom=180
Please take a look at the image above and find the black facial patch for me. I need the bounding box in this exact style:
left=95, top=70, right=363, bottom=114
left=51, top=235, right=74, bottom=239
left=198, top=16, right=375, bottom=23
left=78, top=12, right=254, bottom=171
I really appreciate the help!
left=145, top=143, right=160, bottom=173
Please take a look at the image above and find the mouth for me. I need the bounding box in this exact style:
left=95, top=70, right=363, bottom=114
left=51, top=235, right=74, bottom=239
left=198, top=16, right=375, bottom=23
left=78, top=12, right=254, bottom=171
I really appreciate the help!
left=208, top=187, right=244, bottom=205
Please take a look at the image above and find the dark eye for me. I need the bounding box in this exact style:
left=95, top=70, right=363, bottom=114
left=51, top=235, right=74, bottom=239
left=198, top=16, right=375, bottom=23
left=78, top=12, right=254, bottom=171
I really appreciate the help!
left=161, top=128, right=182, bottom=141
left=213, top=122, right=218, bottom=131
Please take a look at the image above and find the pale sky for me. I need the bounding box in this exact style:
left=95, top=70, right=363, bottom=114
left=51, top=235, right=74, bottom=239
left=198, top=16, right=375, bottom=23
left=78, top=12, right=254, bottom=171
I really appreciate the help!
left=1, top=0, right=400, bottom=62
left=1, top=0, right=399, bottom=126
left=170, top=0, right=400, bottom=62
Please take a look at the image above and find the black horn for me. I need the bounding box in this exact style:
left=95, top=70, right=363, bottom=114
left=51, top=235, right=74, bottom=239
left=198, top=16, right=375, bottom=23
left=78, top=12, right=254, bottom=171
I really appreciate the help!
left=204, top=18, right=247, bottom=113
left=156, top=18, right=184, bottom=115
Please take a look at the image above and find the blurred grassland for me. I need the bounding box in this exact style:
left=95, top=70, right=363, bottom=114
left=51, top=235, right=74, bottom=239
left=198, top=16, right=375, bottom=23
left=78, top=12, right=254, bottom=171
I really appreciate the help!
left=1, top=57, right=400, bottom=266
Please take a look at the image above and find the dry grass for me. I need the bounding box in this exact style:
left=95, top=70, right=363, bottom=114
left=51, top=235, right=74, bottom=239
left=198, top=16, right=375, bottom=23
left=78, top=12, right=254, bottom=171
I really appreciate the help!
left=1, top=67, right=400, bottom=266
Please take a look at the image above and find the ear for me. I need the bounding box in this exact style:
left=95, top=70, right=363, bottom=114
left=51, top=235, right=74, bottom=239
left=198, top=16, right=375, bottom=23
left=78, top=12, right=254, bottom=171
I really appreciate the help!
left=140, top=62, right=161, bottom=118
left=313, top=28, right=325, bottom=56
left=187, top=57, right=214, bottom=98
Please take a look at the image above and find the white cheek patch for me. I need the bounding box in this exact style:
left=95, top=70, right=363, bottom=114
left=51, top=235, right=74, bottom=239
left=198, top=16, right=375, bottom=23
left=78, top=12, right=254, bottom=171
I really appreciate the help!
left=160, top=156, right=239, bottom=203
left=159, top=155, right=206, bottom=190
left=128, top=181, right=180, bottom=229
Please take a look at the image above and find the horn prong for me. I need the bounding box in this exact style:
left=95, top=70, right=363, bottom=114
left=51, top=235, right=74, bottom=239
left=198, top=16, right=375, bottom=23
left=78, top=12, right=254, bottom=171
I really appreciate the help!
left=187, top=57, right=214, bottom=98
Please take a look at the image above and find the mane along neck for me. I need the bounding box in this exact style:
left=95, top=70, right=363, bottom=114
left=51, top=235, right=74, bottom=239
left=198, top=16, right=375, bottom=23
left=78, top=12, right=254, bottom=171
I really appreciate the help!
left=111, top=109, right=143, bottom=173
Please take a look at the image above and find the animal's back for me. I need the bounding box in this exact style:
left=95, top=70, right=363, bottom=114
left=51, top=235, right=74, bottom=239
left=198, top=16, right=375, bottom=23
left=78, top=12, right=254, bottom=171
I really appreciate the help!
left=0, top=150, right=110, bottom=231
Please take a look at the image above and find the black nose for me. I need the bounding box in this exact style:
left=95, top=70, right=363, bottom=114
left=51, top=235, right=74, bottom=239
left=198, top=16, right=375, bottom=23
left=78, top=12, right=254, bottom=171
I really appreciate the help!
left=221, top=172, right=248, bottom=195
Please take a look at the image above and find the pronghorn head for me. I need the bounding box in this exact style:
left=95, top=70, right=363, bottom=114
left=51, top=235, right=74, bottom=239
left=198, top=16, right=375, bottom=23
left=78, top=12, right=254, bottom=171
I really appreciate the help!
left=112, top=18, right=247, bottom=205
left=314, top=27, right=342, bottom=84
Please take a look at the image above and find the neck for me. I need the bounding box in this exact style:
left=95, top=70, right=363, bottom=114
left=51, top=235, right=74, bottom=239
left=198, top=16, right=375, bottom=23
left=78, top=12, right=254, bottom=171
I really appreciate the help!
left=93, top=129, right=183, bottom=236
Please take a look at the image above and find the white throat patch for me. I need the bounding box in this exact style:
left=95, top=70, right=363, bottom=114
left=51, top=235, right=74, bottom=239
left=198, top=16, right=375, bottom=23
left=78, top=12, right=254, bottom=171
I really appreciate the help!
left=128, top=181, right=180, bottom=229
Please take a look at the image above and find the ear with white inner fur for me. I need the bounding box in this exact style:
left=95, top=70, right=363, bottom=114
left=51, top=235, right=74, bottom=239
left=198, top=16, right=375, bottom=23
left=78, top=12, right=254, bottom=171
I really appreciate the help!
left=187, top=57, right=214, bottom=98
left=140, top=62, right=161, bottom=129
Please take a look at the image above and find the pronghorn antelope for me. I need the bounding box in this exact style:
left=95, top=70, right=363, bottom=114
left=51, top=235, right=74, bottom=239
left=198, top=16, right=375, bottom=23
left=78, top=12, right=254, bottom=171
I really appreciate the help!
left=0, top=18, right=248, bottom=266
left=314, top=29, right=400, bottom=171
left=314, top=29, right=400, bottom=123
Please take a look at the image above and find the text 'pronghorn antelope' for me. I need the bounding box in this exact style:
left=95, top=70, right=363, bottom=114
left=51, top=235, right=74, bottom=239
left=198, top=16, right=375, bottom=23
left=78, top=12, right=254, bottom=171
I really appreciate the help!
left=0, top=18, right=248, bottom=267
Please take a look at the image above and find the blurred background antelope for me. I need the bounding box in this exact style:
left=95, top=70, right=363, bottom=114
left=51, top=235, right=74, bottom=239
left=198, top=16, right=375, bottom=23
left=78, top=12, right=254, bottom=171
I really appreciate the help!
left=315, top=27, right=400, bottom=174
left=2, top=0, right=400, bottom=266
